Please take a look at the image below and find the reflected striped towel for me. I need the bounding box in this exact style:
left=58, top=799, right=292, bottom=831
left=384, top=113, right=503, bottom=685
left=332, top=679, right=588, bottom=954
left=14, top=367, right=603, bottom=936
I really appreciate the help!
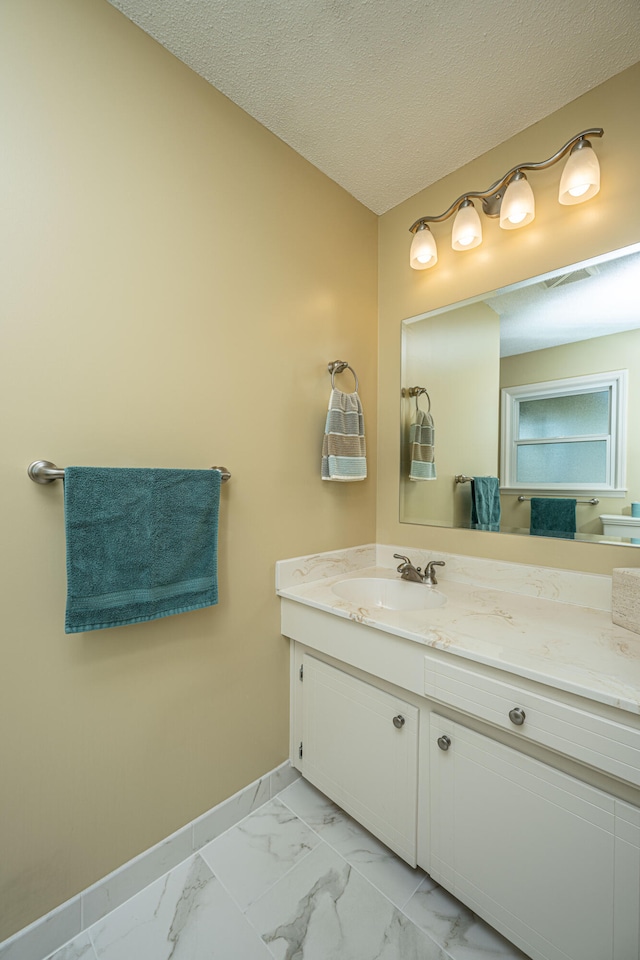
left=321, top=388, right=367, bottom=481
left=409, top=409, right=436, bottom=480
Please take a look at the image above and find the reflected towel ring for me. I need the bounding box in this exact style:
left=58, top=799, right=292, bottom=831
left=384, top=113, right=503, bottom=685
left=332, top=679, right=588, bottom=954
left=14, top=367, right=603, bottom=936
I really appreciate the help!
left=328, top=360, right=359, bottom=393
left=416, top=389, right=431, bottom=416
left=405, top=385, right=431, bottom=415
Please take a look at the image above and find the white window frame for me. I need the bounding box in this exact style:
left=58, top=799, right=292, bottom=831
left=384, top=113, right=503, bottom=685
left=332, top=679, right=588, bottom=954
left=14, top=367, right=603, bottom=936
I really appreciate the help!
left=500, top=370, right=628, bottom=496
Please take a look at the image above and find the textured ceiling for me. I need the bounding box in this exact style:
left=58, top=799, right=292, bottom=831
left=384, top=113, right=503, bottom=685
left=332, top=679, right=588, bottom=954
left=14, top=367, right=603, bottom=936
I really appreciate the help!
left=406, top=246, right=640, bottom=356
left=107, top=0, right=640, bottom=213
left=489, top=247, right=640, bottom=357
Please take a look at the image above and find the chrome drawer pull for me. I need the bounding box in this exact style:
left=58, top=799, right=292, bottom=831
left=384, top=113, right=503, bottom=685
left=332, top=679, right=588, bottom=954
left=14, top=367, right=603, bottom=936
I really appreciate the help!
left=509, top=707, right=526, bottom=726
left=437, top=735, right=451, bottom=751
left=393, top=715, right=406, bottom=729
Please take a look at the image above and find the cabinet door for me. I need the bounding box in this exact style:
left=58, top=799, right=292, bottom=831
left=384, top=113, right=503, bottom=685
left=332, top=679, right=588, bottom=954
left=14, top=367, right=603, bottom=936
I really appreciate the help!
left=429, top=715, right=640, bottom=960
left=301, top=655, right=419, bottom=865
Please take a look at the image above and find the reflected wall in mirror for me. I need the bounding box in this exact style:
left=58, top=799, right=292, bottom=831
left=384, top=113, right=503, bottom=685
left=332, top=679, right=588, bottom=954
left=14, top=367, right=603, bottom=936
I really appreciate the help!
left=400, top=242, right=640, bottom=545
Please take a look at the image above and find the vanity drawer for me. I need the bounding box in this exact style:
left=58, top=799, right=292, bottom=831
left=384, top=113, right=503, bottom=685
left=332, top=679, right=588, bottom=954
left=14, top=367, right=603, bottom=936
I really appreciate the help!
left=424, top=656, right=640, bottom=787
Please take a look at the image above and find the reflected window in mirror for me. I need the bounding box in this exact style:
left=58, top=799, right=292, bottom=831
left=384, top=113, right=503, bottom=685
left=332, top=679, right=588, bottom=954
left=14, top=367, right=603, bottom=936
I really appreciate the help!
left=500, top=371, right=627, bottom=495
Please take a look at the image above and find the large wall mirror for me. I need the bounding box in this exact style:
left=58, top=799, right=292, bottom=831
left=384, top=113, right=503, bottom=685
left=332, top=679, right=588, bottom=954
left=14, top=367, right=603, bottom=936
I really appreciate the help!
left=400, top=242, right=640, bottom=545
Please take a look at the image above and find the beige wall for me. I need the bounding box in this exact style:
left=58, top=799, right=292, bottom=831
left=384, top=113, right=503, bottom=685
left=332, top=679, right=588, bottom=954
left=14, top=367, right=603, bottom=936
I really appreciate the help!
left=499, top=329, right=640, bottom=533
left=0, top=0, right=377, bottom=938
left=2, top=0, right=639, bottom=941
left=378, top=62, right=640, bottom=575
left=401, top=302, right=500, bottom=526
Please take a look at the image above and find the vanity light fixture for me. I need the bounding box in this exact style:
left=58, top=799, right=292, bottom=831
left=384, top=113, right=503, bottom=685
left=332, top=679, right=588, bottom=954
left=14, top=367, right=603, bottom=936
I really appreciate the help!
left=499, top=172, right=535, bottom=229
left=451, top=199, right=483, bottom=250
left=409, top=222, right=438, bottom=269
left=409, top=128, right=603, bottom=270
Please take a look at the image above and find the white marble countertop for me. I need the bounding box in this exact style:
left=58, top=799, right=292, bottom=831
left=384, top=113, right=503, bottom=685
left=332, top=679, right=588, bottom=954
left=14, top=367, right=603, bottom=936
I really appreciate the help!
left=277, top=552, right=640, bottom=717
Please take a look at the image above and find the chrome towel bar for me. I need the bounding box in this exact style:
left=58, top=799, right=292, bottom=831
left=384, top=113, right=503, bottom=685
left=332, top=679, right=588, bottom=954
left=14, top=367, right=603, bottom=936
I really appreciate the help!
left=453, top=476, right=598, bottom=505
left=27, top=460, right=231, bottom=484
left=517, top=495, right=598, bottom=504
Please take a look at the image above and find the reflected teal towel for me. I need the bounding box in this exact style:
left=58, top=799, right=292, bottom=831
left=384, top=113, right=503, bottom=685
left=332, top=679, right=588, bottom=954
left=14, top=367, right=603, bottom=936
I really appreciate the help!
left=470, top=477, right=501, bottom=531
left=64, top=467, right=221, bottom=633
left=530, top=497, right=576, bottom=539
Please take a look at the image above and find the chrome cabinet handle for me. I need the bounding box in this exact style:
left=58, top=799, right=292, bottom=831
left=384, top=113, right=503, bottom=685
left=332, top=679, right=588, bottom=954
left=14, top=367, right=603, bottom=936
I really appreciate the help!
left=437, top=735, right=451, bottom=751
left=393, top=715, right=406, bottom=729
left=509, top=707, right=526, bottom=726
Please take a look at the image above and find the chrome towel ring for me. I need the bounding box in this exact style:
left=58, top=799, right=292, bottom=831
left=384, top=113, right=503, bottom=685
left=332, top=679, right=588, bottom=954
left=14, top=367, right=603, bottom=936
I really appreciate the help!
left=403, top=385, right=431, bottom=414
left=328, top=360, right=359, bottom=393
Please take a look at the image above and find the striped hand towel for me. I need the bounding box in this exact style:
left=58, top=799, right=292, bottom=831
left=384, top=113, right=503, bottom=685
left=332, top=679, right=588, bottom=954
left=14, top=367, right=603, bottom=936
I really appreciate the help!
left=409, top=409, right=436, bottom=480
left=321, top=387, right=367, bottom=481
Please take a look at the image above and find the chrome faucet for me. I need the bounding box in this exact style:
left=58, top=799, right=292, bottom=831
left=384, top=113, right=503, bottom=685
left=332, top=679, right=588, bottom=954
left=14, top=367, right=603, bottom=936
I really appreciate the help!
left=393, top=554, right=445, bottom=585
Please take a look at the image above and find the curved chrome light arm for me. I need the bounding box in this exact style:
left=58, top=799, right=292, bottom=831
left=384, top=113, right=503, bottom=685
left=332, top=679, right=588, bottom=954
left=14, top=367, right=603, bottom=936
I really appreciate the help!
left=409, top=128, right=604, bottom=233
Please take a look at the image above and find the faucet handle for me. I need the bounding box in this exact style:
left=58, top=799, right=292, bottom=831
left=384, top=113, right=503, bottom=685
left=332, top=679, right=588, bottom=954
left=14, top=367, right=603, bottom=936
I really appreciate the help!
left=424, top=560, right=446, bottom=584
left=393, top=553, right=412, bottom=570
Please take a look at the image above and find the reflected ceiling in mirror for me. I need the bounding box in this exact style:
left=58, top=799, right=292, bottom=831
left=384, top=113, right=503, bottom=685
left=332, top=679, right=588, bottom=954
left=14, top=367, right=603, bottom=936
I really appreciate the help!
left=400, top=242, right=640, bottom=546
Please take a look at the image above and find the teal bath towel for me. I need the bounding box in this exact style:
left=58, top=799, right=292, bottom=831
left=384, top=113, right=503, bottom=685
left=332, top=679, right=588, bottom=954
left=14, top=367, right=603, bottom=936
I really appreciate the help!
left=530, top=497, right=576, bottom=539
left=64, top=467, right=221, bottom=633
left=470, top=477, right=501, bottom=531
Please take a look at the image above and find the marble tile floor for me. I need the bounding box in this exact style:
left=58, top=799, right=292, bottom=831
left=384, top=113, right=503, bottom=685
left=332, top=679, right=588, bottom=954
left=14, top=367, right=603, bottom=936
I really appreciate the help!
left=45, top=777, right=528, bottom=960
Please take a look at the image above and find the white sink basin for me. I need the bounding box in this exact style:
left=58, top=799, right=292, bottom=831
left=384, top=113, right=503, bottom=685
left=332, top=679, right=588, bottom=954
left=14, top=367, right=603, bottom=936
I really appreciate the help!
left=331, top=577, right=446, bottom=612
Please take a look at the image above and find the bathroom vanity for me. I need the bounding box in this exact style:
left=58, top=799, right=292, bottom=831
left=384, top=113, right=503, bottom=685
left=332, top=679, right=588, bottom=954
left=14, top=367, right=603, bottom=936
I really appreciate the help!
left=277, top=545, right=640, bottom=960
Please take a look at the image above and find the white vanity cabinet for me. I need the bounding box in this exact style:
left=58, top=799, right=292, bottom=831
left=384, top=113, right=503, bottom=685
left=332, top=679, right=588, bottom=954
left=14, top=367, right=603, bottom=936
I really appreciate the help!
left=430, top=714, right=640, bottom=960
left=298, top=654, right=419, bottom=865
left=282, top=588, right=640, bottom=960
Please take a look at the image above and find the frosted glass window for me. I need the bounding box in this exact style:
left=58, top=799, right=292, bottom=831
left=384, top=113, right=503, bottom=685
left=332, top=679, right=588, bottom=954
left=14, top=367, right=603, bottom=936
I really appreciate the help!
left=501, top=370, right=627, bottom=494
left=517, top=441, right=608, bottom=483
left=518, top=391, right=610, bottom=440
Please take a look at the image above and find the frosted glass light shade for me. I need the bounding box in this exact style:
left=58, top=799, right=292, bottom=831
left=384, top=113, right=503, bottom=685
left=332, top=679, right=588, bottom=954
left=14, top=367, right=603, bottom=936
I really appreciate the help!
left=451, top=202, right=482, bottom=251
left=410, top=225, right=438, bottom=270
left=500, top=176, right=535, bottom=229
left=559, top=143, right=600, bottom=204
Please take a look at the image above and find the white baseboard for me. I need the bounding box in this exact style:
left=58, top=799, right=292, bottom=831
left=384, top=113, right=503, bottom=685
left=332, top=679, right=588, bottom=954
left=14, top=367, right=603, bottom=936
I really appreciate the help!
left=0, top=761, right=300, bottom=960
